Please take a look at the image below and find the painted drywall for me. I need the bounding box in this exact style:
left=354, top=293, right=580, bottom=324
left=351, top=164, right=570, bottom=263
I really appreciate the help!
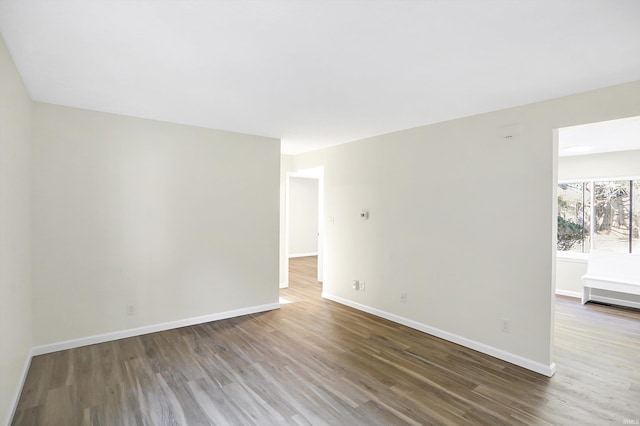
left=31, top=103, right=280, bottom=346
left=0, top=33, right=32, bottom=424
left=288, top=177, right=319, bottom=257
left=289, top=80, right=640, bottom=373
left=279, top=155, right=293, bottom=286
left=557, top=148, right=640, bottom=304
left=556, top=258, right=588, bottom=295
left=559, top=149, right=640, bottom=181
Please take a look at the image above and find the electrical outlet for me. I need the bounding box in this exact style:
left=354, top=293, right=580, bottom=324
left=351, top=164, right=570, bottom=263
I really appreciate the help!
left=127, top=304, right=136, bottom=316
left=400, top=292, right=407, bottom=303
left=353, top=280, right=360, bottom=291
left=501, top=319, right=510, bottom=333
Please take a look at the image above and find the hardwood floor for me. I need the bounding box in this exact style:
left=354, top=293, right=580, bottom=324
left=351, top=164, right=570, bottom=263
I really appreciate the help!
left=12, top=256, right=640, bottom=425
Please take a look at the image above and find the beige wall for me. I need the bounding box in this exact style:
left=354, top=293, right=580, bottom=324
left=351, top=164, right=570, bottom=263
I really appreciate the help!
left=288, top=177, right=319, bottom=256
left=555, top=259, right=588, bottom=294
left=289, top=80, right=640, bottom=374
left=279, top=154, right=293, bottom=285
left=0, top=34, right=33, bottom=424
left=559, top=149, right=640, bottom=181
left=31, top=103, right=281, bottom=345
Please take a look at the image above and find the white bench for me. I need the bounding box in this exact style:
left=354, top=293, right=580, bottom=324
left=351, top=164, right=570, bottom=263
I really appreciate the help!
left=582, top=251, right=640, bottom=306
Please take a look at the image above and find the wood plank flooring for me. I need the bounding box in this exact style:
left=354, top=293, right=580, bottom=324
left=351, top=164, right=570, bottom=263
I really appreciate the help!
left=12, top=256, right=640, bottom=425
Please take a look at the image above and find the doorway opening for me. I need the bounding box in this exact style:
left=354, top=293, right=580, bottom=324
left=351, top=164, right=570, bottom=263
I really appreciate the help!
left=555, top=115, right=640, bottom=307
left=283, top=166, right=324, bottom=288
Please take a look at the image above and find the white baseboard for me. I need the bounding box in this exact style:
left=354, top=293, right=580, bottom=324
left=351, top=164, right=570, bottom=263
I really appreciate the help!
left=31, top=302, right=280, bottom=356
left=280, top=282, right=289, bottom=288
left=554, top=289, right=640, bottom=310
left=587, top=294, right=640, bottom=310
left=555, top=289, right=581, bottom=298
left=7, top=349, right=33, bottom=426
left=556, top=253, right=588, bottom=264
left=321, top=292, right=556, bottom=377
left=288, top=252, right=318, bottom=258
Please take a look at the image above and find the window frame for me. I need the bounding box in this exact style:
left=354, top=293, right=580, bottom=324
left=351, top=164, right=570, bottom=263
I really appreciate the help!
left=558, top=175, right=640, bottom=256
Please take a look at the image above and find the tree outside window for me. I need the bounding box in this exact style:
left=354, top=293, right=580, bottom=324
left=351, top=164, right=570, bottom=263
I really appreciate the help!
left=558, top=179, right=638, bottom=253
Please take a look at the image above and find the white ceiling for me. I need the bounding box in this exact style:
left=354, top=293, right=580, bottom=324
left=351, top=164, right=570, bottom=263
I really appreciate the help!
left=1, top=1, right=640, bottom=155
left=559, top=116, right=640, bottom=157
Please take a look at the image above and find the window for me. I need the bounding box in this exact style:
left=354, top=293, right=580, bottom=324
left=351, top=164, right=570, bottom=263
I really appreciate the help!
left=558, top=179, right=638, bottom=253
left=557, top=183, right=589, bottom=253
left=634, top=181, right=640, bottom=253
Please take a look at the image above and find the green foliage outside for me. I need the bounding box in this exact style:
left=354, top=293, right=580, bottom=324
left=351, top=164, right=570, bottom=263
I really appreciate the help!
left=557, top=215, right=584, bottom=251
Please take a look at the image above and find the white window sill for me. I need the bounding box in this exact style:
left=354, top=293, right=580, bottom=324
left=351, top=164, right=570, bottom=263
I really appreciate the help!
left=556, top=251, right=588, bottom=263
